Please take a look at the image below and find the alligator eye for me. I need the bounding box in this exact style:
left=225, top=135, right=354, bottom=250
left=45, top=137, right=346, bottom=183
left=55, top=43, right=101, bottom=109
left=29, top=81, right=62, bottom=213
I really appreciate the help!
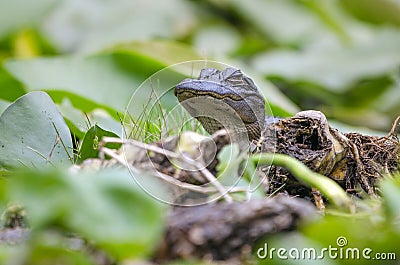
left=226, top=74, right=243, bottom=84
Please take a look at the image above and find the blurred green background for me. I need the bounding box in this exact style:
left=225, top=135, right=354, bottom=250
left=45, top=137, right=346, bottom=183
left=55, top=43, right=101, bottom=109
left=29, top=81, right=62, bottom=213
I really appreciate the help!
left=0, top=0, right=400, bottom=264
left=1, top=0, right=399, bottom=134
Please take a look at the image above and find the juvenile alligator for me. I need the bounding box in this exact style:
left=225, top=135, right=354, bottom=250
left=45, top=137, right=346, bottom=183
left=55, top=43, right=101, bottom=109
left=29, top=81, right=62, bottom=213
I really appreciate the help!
left=174, top=67, right=398, bottom=198
left=174, top=67, right=273, bottom=142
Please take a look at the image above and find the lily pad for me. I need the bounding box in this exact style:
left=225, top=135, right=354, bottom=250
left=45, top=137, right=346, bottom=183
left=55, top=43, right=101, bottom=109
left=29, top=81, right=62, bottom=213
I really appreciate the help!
left=6, top=167, right=167, bottom=259
left=58, top=98, right=122, bottom=139
left=0, top=91, right=73, bottom=169
left=252, top=29, right=400, bottom=91
left=5, top=41, right=200, bottom=115
left=0, top=0, right=58, bottom=38
left=340, top=0, right=400, bottom=26
left=0, top=99, right=10, bottom=115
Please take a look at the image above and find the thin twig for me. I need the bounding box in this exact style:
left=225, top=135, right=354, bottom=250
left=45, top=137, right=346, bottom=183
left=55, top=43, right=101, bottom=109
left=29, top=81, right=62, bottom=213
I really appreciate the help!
left=52, top=122, right=73, bottom=162
left=47, top=135, right=60, bottom=160
left=100, top=146, right=243, bottom=197
left=26, top=146, right=56, bottom=169
left=100, top=137, right=233, bottom=202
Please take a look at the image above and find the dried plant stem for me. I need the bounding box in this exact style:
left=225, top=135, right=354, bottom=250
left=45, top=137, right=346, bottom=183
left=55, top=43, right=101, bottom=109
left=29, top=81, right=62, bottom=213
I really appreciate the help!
left=100, top=137, right=233, bottom=202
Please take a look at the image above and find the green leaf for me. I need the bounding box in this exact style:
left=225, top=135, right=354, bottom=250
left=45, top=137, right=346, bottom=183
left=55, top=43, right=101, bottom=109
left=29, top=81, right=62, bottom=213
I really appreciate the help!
left=301, top=216, right=400, bottom=262
left=28, top=233, right=96, bottom=265
left=5, top=41, right=200, bottom=116
left=113, top=40, right=202, bottom=69
left=226, top=0, right=329, bottom=45
left=58, top=98, right=122, bottom=139
left=0, top=91, right=73, bottom=169
left=7, top=168, right=167, bottom=259
left=77, top=124, right=120, bottom=164
left=216, top=144, right=243, bottom=186
left=0, top=66, right=25, bottom=102
left=0, top=233, right=96, bottom=265
left=0, top=0, right=59, bottom=38
left=252, top=28, right=400, bottom=91
left=261, top=211, right=400, bottom=264
left=193, top=24, right=241, bottom=58
left=5, top=54, right=139, bottom=113
left=0, top=99, right=10, bottom=115
left=340, top=0, right=400, bottom=26
left=67, top=169, right=166, bottom=259
left=380, top=177, right=400, bottom=220
left=43, top=0, right=197, bottom=53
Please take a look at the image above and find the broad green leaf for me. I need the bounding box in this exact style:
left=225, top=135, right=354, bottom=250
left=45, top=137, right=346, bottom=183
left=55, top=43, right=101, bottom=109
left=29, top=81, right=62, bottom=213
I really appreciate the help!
left=193, top=24, right=241, bottom=58
left=0, top=91, right=73, bottom=169
left=261, top=211, right=400, bottom=264
left=340, top=0, right=400, bottom=26
left=5, top=40, right=298, bottom=123
left=7, top=168, right=167, bottom=259
left=113, top=40, right=202, bottom=69
left=58, top=98, right=122, bottom=139
left=0, top=238, right=95, bottom=265
left=0, top=237, right=95, bottom=265
left=67, top=169, right=166, bottom=259
left=300, top=216, right=400, bottom=263
left=28, top=233, right=96, bottom=265
left=0, top=0, right=59, bottom=38
left=237, top=67, right=299, bottom=115
left=252, top=28, right=400, bottom=91
left=266, top=75, right=395, bottom=129
left=76, top=124, right=120, bottom=164
left=5, top=54, right=140, bottom=113
left=0, top=66, right=25, bottom=102
left=373, top=75, right=400, bottom=121
left=42, top=0, right=197, bottom=53
left=0, top=99, right=10, bottom=114
left=216, top=144, right=243, bottom=186
left=5, top=41, right=201, bottom=117
left=224, top=0, right=330, bottom=45
left=300, top=0, right=350, bottom=43
left=380, top=177, right=400, bottom=220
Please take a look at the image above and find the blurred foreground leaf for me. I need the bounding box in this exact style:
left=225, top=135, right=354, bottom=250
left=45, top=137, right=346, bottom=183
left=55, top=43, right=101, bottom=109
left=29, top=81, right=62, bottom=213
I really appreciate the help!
left=0, top=238, right=95, bottom=265
left=380, top=176, right=400, bottom=221
left=0, top=91, right=72, bottom=169
left=6, top=167, right=167, bottom=260
left=258, top=213, right=400, bottom=264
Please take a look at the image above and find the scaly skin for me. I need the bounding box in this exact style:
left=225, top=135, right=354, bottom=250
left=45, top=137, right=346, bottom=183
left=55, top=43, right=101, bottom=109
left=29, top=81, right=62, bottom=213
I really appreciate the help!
left=174, top=67, right=267, bottom=141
